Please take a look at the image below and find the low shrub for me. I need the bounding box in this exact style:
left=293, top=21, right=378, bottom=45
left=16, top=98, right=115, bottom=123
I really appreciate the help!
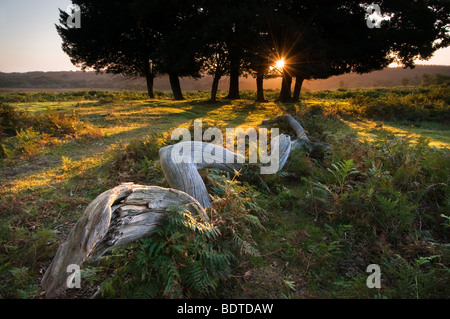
left=0, top=105, right=102, bottom=159
left=99, top=169, right=264, bottom=298
left=1, top=128, right=58, bottom=158
left=298, top=127, right=449, bottom=297
left=105, top=134, right=167, bottom=185
left=346, top=87, right=450, bottom=122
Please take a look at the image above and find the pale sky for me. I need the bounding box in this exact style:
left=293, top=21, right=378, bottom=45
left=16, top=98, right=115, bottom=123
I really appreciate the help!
left=0, top=0, right=448, bottom=73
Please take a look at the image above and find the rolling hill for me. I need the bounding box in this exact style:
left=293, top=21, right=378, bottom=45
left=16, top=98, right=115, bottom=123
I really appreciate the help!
left=0, top=65, right=449, bottom=92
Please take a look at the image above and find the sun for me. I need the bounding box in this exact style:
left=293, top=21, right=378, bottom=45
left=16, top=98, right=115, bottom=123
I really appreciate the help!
left=275, top=58, right=285, bottom=70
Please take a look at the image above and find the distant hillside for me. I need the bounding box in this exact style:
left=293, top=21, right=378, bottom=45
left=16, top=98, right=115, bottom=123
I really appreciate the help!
left=0, top=65, right=449, bottom=92
left=0, top=71, right=148, bottom=91
left=299, top=65, right=450, bottom=91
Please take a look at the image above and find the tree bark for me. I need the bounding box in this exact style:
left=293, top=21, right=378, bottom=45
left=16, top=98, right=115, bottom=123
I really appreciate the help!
left=144, top=59, right=155, bottom=99
left=145, top=72, right=155, bottom=99
left=209, top=74, right=221, bottom=102
left=262, top=114, right=330, bottom=160
left=227, top=71, right=240, bottom=100
left=159, top=141, right=245, bottom=209
left=278, top=70, right=293, bottom=102
left=262, top=115, right=310, bottom=142
left=256, top=71, right=266, bottom=102
left=293, top=77, right=304, bottom=101
left=41, top=115, right=327, bottom=298
left=41, top=183, right=207, bottom=298
left=225, top=43, right=240, bottom=99
left=168, top=72, right=184, bottom=100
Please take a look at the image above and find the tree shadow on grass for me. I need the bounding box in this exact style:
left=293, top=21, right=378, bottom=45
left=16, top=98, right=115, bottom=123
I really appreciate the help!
left=0, top=100, right=227, bottom=184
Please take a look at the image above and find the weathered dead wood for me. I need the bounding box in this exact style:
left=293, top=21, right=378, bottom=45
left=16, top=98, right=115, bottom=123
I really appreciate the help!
left=261, top=114, right=330, bottom=161
left=42, top=116, right=327, bottom=299
left=262, top=114, right=310, bottom=142
left=159, top=141, right=245, bottom=209
left=41, top=183, right=206, bottom=299
left=159, top=136, right=294, bottom=205
left=273, top=133, right=292, bottom=172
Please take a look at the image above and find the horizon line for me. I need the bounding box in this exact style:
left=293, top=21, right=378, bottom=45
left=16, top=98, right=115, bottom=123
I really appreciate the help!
left=1, top=63, right=450, bottom=74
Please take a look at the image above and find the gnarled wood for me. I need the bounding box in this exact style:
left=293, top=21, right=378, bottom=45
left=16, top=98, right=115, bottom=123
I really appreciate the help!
left=262, top=114, right=310, bottom=142
left=276, top=133, right=292, bottom=172
left=159, top=141, right=245, bottom=209
left=159, top=136, right=294, bottom=205
left=42, top=116, right=328, bottom=299
left=41, top=183, right=206, bottom=299
left=261, top=114, right=330, bottom=160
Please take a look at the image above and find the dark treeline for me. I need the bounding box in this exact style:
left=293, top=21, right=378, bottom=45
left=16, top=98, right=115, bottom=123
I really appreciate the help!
left=57, top=0, right=450, bottom=102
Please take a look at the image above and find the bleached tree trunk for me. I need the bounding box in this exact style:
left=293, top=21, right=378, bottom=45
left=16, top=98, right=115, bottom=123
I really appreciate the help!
left=159, top=141, right=245, bottom=209
left=41, top=183, right=207, bottom=299
left=262, top=114, right=310, bottom=142
left=41, top=115, right=318, bottom=298
left=262, top=114, right=330, bottom=159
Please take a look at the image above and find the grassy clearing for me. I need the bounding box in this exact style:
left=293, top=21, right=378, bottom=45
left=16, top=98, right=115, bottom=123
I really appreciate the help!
left=0, top=87, right=448, bottom=299
left=341, top=119, right=450, bottom=149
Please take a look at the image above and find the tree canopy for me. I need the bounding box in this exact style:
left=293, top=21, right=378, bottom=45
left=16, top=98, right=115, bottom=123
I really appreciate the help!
left=57, top=0, right=450, bottom=101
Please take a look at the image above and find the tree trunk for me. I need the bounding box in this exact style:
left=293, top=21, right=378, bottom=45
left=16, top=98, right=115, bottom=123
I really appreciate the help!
left=159, top=141, right=245, bottom=209
left=278, top=70, right=293, bottom=102
left=41, top=115, right=326, bottom=298
left=262, top=114, right=310, bottom=143
left=262, top=115, right=330, bottom=160
left=256, top=71, right=266, bottom=102
left=209, top=74, right=221, bottom=102
left=226, top=43, right=240, bottom=99
left=145, top=71, right=155, bottom=99
left=293, top=77, right=304, bottom=101
left=227, top=71, right=240, bottom=100
left=144, top=59, right=155, bottom=99
left=168, top=72, right=184, bottom=100
left=41, top=183, right=207, bottom=298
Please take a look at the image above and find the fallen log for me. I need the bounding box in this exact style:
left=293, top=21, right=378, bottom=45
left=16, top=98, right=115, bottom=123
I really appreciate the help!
left=41, top=115, right=326, bottom=298
left=159, top=136, right=292, bottom=206
left=262, top=114, right=311, bottom=143
left=159, top=141, right=245, bottom=209
left=261, top=114, right=330, bottom=162
left=41, top=183, right=207, bottom=298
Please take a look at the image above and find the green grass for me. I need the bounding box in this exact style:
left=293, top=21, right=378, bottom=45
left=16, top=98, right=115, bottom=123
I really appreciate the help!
left=0, top=91, right=284, bottom=298
left=0, top=88, right=448, bottom=299
left=340, top=119, right=450, bottom=149
left=384, top=121, right=450, bottom=146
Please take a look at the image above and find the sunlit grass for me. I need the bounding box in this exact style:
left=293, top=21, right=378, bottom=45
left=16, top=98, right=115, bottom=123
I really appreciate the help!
left=12, top=101, right=93, bottom=113
left=1, top=89, right=448, bottom=299
left=342, top=119, right=450, bottom=149
left=1, top=97, right=282, bottom=195
left=384, top=121, right=450, bottom=148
